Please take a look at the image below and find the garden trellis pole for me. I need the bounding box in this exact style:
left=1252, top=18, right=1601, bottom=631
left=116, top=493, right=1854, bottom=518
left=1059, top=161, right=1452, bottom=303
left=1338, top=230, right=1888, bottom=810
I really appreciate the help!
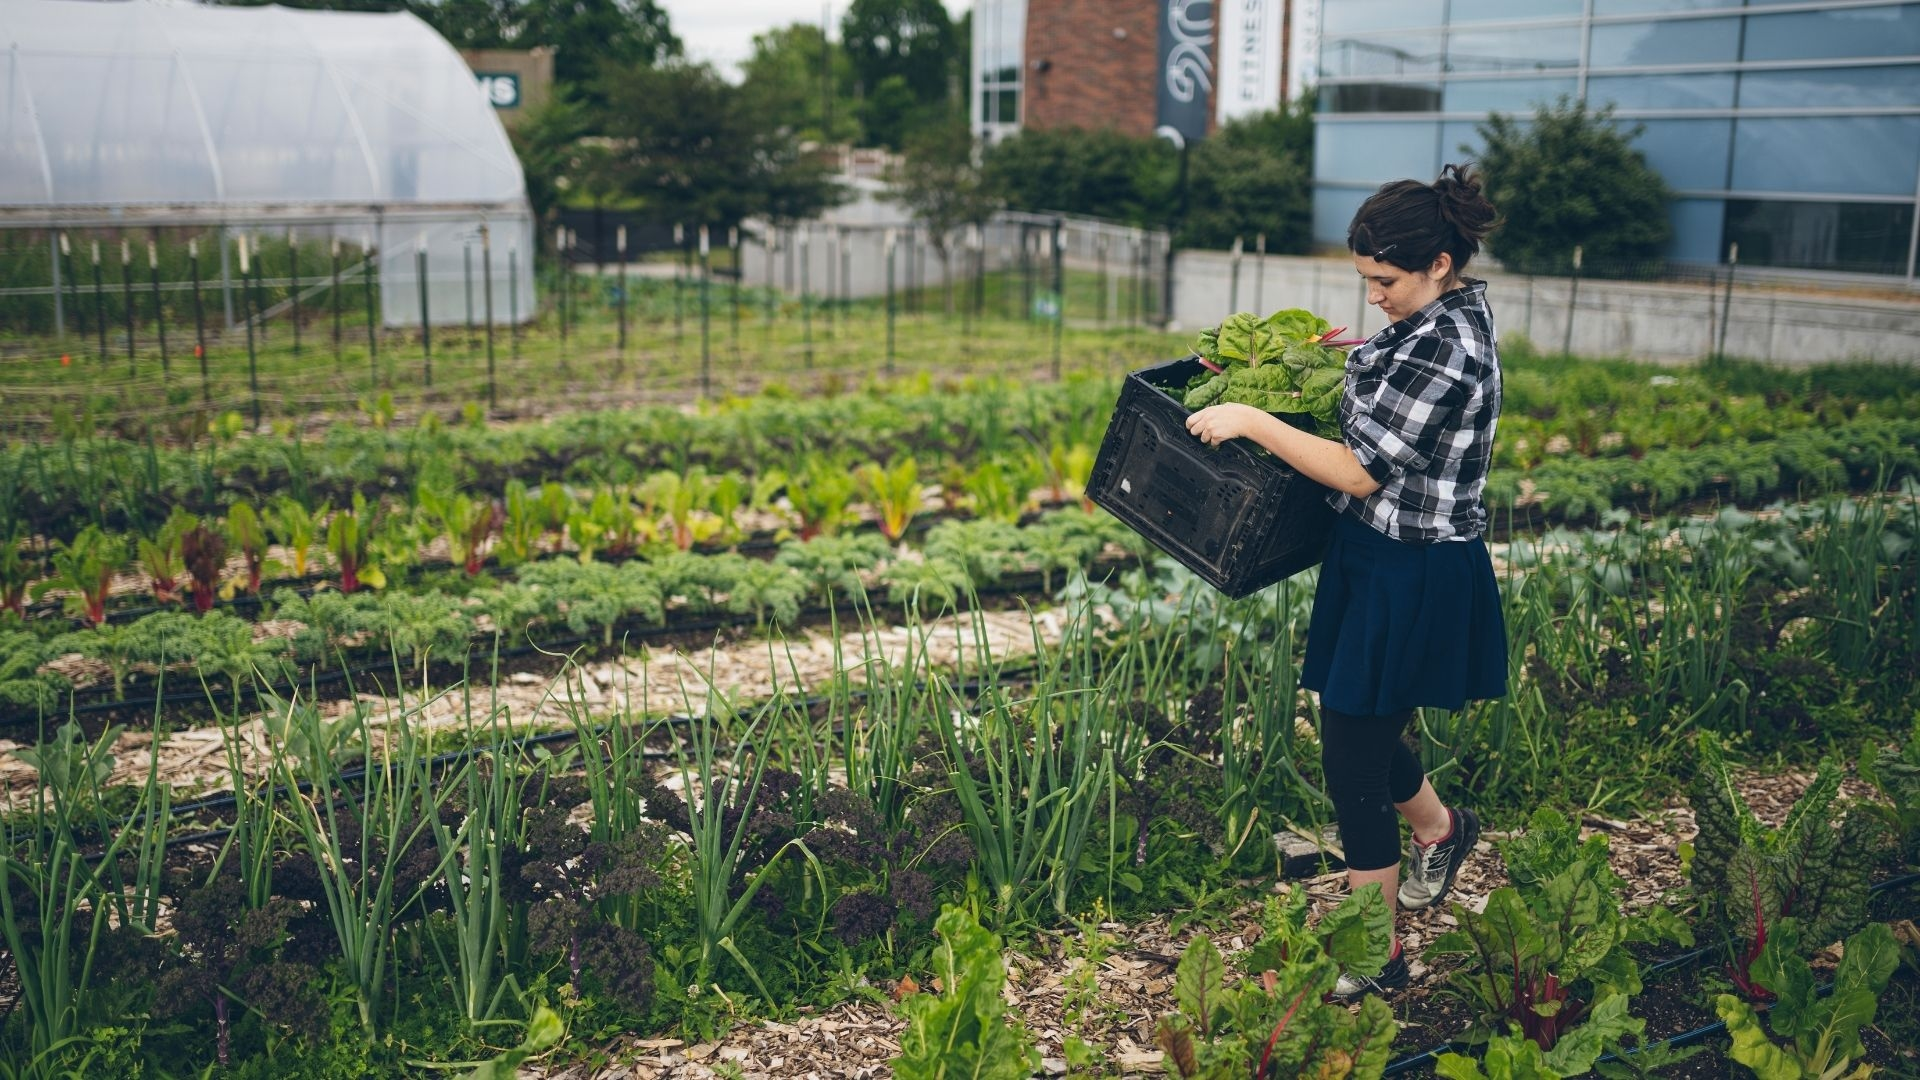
left=885, top=228, right=896, bottom=377
left=189, top=239, right=209, bottom=404
left=616, top=225, right=628, bottom=369
left=1051, top=217, right=1064, bottom=381
left=764, top=230, right=777, bottom=345
left=800, top=226, right=812, bottom=369
left=482, top=223, right=496, bottom=412
left=331, top=236, right=343, bottom=368
left=148, top=239, right=168, bottom=378
left=673, top=223, right=685, bottom=354
left=289, top=230, right=302, bottom=358
left=364, top=236, right=379, bottom=385
left=1229, top=235, right=1243, bottom=315
left=1254, top=233, right=1266, bottom=315
left=840, top=227, right=851, bottom=321
left=90, top=241, right=107, bottom=363
left=1563, top=245, right=1582, bottom=357
left=700, top=225, right=712, bottom=398
left=1096, top=232, right=1108, bottom=325
left=120, top=240, right=135, bottom=376
left=508, top=247, right=519, bottom=364
left=417, top=236, right=432, bottom=388
left=825, top=226, right=837, bottom=341
left=556, top=226, right=568, bottom=346
left=729, top=227, right=741, bottom=343
left=1717, top=242, right=1738, bottom=359
left=249, top=234, right=265, bottom=345
left=462, top=239, right=475, bottom=343
left=239, top=234, right=259, bottom=428
left=50, top=233, right=67, bottom=340
left=962, top=224, right=976, bottom=341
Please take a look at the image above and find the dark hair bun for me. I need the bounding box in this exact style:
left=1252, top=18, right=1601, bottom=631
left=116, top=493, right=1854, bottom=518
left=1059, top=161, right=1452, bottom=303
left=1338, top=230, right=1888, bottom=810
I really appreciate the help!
left=1432, top=164, right=1498, bottom=246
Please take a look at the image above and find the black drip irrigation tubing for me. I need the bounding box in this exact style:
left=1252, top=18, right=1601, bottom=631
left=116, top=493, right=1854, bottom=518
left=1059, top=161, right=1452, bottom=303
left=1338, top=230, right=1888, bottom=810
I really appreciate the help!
left=9, top=560, right=1126, bottom=727
left=1380, top=871, right=1920, bottom=1075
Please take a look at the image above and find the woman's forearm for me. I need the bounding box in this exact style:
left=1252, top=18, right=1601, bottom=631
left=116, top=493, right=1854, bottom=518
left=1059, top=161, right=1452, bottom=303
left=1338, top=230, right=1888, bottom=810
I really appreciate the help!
left=1187, top=403, right=1381, bottom=498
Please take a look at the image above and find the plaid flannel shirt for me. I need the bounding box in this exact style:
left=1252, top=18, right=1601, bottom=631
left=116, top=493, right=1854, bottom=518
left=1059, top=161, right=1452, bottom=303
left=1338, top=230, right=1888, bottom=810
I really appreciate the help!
left=1328, top=279, right=1501, bottom=543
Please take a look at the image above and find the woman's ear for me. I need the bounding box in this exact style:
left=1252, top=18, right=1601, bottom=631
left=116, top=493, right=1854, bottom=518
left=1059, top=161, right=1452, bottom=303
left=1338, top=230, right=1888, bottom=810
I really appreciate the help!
left=1427, top=251, right=1455, bottom=281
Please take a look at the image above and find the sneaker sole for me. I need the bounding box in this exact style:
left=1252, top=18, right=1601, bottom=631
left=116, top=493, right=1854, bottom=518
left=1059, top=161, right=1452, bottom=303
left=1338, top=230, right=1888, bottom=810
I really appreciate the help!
left=1399, top=808, right=1480, bottom=911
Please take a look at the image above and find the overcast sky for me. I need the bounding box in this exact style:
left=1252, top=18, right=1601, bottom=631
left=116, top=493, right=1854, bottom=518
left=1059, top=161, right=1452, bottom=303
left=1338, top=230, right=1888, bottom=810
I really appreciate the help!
left=659, top=0, right=974, bottom=81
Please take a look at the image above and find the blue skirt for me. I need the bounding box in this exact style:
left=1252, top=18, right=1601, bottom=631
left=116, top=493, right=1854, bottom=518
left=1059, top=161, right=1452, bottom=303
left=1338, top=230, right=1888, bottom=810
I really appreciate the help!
left=1300, top=515, right=1508, bottom=716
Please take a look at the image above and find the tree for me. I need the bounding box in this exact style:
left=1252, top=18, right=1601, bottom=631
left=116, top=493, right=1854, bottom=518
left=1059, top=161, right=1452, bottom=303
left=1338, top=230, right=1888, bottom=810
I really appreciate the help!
left=887, top=117, right=1002, bottom=300
left=401, top=0, right=680, bottom=89
left=1475, top=98, right=1671, bottom=276
left=981, top=127, right=1177, bottom=226
left=1176, top=106, right=1314, bottom=252
left=839, top=0, right=957, bottom=109
left=593, top=62, right=847, bottom=229
left=739, top=23, right=864, bottom=145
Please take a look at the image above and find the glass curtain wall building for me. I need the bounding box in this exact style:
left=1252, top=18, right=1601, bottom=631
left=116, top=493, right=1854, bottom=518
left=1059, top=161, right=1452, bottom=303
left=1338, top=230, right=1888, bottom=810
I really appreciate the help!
left=1312, top=1, right=1920, bottom=278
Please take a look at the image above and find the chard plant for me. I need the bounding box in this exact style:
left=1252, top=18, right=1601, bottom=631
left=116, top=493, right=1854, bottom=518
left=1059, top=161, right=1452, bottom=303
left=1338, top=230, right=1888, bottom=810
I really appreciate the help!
left=786, top=457, right=857, bottom=540
left=1037, top=440, right=1095, bottom=509
left=1, top=526, right=33, bottom=617
left=495, top=480, right=544, bottom=566
left=857, top=456, right=922, bottom=541
left=1154, top=886, right=1396, bottom=1079
left=325, top=492, right=384, bottom=592
left=417, top=485, right=496, bottom=575
left=179, top=522, right=227, bottom=613
left=224, top=499, right=270, bottom=593
left=963, top=459, right=1025, bottom=525
left=536, top=480, right=574, bottom=554
left=138, top=505, right=195, bottom=605
left=1691, top=733, right=1878, bottom=999
left=1430, top=807, right=1688, bottom=1068
left=262, top=495, right=327, bottom=579
left=890, top=905, right=1041, bottom=1080
left=1181, top=307, right=1353, bottom=438
left=1713, top=919, right=1899, bottom=1080
left=31, top=525, right=126, bottom=627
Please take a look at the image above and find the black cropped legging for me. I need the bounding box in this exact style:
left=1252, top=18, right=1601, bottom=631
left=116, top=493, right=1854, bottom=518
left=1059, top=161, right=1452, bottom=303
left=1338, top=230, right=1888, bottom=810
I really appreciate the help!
left=1320, top=707, right=1426, bottom=872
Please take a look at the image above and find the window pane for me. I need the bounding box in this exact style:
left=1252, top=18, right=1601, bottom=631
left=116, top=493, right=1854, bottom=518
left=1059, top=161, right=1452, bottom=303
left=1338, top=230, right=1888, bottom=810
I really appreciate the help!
left=1443, top=77, right=1576, bottom=112
left=1589, top=18, right=1740, bottom=67
left=1724, top=199, right=1915, bottom=275
left=1594, top=0, right=1739, bottom=12
left=1316, top=120, right=1439, bottom=183
left=1443, top=119, right=1503, bottom=163
left=1322, top=0, right=1446, bottom=36
left=1668, top=198, right=1726, bottom=263
left=1621, top=118, right=1731, bottom=190
left=1450, top=0, right=1580, bottom=22
left=1314, top=185, right=1373, bottom=248
left=1731, top=116, right=1920, bottom=196
left=1446, top=25, right=1581, bottom=73
left=1322, top=33, right=1444, bottom=78
left=1739, top=64, right=1920, bottom=108
left=1586, top=73, right=1736, bottom=109
left=1744, top=5, right=1920, bottom=62
left=1322, top=81, right=1443, bottom=113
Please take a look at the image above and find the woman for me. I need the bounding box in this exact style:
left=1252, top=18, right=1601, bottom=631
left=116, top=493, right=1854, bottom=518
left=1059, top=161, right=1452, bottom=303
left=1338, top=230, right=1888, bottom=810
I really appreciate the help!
left=1185, top=164, right=1505, bottom=999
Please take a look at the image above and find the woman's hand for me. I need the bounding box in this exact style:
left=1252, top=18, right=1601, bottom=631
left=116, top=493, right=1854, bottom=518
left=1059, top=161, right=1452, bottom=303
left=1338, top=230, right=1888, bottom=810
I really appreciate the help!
left=1185, top=403, right=1266, bottom=447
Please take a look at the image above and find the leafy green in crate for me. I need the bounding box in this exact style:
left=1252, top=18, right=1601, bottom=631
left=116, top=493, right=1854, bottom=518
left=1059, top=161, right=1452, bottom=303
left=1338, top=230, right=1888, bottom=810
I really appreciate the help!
left=1181, top=308, right=1358, bottom=439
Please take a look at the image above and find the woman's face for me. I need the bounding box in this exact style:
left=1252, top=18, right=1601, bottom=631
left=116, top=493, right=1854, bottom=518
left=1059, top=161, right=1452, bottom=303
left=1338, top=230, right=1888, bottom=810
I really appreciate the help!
left=1353, top=252, right=1453, bottom=325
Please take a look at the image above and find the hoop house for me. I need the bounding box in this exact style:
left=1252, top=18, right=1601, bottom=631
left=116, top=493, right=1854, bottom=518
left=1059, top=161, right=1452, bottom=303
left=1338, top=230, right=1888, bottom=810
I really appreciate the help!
left=0, top=0, right=533, bottom=326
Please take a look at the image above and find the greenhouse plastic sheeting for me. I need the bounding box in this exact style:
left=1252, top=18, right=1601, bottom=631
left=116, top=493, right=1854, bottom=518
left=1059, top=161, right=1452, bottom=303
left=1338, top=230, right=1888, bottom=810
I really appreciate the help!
left=0, top=0, right=525, bottom=208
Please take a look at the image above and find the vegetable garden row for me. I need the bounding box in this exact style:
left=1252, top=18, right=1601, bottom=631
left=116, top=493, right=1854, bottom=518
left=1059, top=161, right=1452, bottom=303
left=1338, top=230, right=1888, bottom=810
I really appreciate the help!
left=3, top=339, right=1920, bottom=1077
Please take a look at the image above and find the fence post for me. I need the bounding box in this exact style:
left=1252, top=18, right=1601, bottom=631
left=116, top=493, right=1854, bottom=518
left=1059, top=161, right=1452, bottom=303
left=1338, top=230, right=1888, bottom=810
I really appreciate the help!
left=50, top=233, right=66, bottom=339
left=885, top=227, right=897, bottom=377
left=729, top=226, right=741, bottom=342
left=90, top=241, right=107, bottom=362
left=239, top=234, right=260, bottom=428
left=800, top=226, right=812, bottom=369
left=462, top=238, right=475, bottom=342
left=509, top=246, right=520, bottom=366
left=556, top=225, right=569, bottom=345
left=1562, top=245, right=1582, bottom=357
left=417, top=235, right=432, bottom=388
left=148, top=238, right=168, bottom=378
left=825, top=225, right=837, bottom=342
left=700, top=225, right=712, bottom=397
left=1229, top=236, right=1243, bottom=315
left=189, top=238, right=209, bottom=404
left=1096, top=232, right=1109, bottom=326
left=482, top=223, right=496, bottom=412
left=289, top=230, right=302, bottom=357
left=249, top=234, right=266, bottom=346
left=1254, top=233, right=1267, bottom=315
left=1051, top=218, right=1064, bottom=380
left=120, top=239, right=136, bottom=376
left=616, top=224, right=628, bottom=369
left=1716, top=242, right=1737, bottom=359
left=331, top=235, right=343, bottom=367
left=364, top=235, right=380, bottom=384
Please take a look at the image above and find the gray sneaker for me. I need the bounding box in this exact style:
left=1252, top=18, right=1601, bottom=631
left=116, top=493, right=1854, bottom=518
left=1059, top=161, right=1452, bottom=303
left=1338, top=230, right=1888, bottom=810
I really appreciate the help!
left=1329, top=949, right=1409, bottom=1003
left=1398, top=806, right=1479, bottom=911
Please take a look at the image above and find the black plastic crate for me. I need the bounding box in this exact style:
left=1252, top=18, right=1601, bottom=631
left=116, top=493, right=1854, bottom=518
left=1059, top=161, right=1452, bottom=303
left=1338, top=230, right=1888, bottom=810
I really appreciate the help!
left=1088, top=356, right=1335, bottom=599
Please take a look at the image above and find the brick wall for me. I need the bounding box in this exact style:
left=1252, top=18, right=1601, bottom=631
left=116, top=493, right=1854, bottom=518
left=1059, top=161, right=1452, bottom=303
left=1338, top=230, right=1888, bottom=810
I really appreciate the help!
left=1022, top=0, right=1169, bottom=137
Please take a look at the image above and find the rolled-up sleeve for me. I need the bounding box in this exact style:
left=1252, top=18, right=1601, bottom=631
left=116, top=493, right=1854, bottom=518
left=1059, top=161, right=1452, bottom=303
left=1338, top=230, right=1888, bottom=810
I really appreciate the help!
left=1343, top=335, right=1470, bottom=484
